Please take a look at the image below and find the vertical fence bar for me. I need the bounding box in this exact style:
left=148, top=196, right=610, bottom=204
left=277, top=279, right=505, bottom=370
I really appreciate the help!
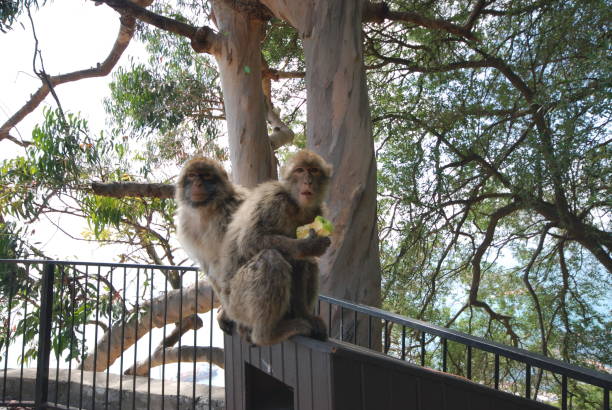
left=132, top=267, right=141, bottom=410
left=383, top=319, right=388, bottom=353
left=442, top=338, right=447, bottom=372
left=340, top=307, right=344, bottom=341
left=561, top=375, right=567, bottom=410
left=178, top=272, right=184, bottom=410
left=119, top=266, right=128, bottom=410
left=525, top=363, right=531, bottom=399
left=18, top=265, right=30, bottom=403
left=105, top=268, right=114, bottom=410
left=353, top=310, right=358, bottom=345
left=367, top=315, right=372, bottom=349
left=54, top=266, right=66, bottom=405
left=2, top=266, right=15, bottom=402
left=147, top=269, right=154, bottom=410
left=467, top=345, right=472, bottom=380
left=162, top=275, right=169, bottom=410
left=400, top=326, right=406, bottom=361
left=35, top=263, right=55, bottom=410
left=91, top=266, right=102, bottom=410
left=494, top=354, right=500, bottom=390
left=604, top=387, right=609, bottom=410
left=67, top=266, right=77, bottom=409
left=420, top=331, right=426, bottom=367
left=328, top=302, right=332, bottom=337
left=209, top=287, right=214, bottom=410
left=79, top=265, right=89, bottom=409
left=193, top=270, right=198, bottom=410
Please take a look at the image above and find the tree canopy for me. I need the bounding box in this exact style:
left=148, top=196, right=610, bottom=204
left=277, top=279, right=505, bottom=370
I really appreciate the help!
left=0, top=0, right=610, bottom=407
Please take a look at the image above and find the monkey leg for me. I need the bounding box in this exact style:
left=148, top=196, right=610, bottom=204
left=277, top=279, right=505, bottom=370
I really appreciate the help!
left=250, top=317, right=314, bottom=346
left=228, top=249, right=306, bottom=346
left=290, top=259, right=327, bottom=341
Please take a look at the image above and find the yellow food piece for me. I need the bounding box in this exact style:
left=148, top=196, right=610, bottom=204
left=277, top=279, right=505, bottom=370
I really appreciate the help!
left=296, top=216, right=334, bottom=239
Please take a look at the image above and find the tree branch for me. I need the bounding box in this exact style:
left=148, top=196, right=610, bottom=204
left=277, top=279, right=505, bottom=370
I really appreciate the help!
left=124, top=346, right=224, bottom=376
left=0, top=9, right=137, bottom=144
left=97, top=0, right=221, bottom=55
left=363, top=1, right=478, bottom=41
left=468, top=201, right=521, bottom=344
left=80, top=280, right=220, bottom=372
left=90, top=181, right=175, bottom=199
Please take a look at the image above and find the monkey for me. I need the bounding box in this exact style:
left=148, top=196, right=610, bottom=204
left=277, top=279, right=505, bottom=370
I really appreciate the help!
left=175, top=157, right=248, bottom=332
left=216, top=150, right=333, bottom=346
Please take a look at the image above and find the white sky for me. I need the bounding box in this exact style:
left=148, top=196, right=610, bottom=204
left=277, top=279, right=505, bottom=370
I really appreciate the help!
left=0, top=3, right=226, bottom=385
left=0, top=1, right=146, bottom=260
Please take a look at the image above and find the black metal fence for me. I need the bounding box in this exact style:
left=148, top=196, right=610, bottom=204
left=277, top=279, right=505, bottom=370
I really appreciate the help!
left=318, top=296, right=611, bottom=410
left=0, top=259, right=223, bottom=410
left=0, top=259, right=610, bottom=410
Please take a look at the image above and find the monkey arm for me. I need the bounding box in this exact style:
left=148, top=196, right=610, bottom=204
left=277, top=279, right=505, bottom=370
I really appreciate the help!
left=258, top=233, right=331, bottom=259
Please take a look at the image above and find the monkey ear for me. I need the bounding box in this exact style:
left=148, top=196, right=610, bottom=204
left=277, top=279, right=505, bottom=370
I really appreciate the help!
left=323, top=162, right=333, bottom=178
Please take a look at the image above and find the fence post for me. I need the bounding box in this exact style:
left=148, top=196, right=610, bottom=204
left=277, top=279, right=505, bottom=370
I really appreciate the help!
left=35, top=263, right=55, bottom=410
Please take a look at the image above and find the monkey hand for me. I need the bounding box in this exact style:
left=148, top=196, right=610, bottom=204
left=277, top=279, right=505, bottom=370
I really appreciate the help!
left=298, top=229, right=331, bottom=257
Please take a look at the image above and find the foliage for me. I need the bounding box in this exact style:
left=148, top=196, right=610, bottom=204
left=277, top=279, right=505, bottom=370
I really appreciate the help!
left=0, top=1, right=610, bottom=406
left=0, top=0, right=45, bottom=32
left=368, top=1, right=611, bottom=407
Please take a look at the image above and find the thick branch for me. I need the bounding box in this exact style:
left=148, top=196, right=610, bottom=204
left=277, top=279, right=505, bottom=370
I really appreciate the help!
left=469, top=202, right=521, bottom=344
left=522, top=225, right=553, bottom=356
left=158, top=314, right=203, bottom=349
left=0, top=12, right=136, bottom=144
left=529, top=200, right=612, bottom=273
left=363, top=1, right=478, bottom=41
left=90, top=181, right=175, bottom=199
left=80, top=280, right=220, bottom=372
left=124, top=346, right=224, bottom=376
left=98, top=0, right=220, bottom=55
left=261, top=58, right=295, bottom=150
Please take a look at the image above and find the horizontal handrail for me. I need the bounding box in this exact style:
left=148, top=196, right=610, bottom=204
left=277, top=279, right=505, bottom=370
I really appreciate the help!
left=0, top=259, right=199, bottom=271
left=320, top=294, right=612, bottom=389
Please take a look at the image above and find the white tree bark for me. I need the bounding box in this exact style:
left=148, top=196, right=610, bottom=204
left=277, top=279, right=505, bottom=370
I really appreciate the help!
left=124, top=346, right=224, bottom=376
left=211, top=0, right=276, bottom=186
left=302, top=0, right=382, bottom=346
left=81, top=281, right=220, bottom=372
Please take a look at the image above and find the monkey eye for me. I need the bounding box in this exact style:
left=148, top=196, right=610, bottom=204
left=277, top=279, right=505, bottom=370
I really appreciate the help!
left=294, top=167, right=305, bottom=174
left=202, top=173, right=214, bottom=180
left=308, top=168, right=321, bottom=176
left=187, top=173, right=198, bottom=180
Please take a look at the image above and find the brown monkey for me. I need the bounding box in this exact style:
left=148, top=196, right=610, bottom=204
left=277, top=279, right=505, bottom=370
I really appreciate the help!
left=217, top=150, right=332, bottom=346
left=175, top=157, right=248, bottom=332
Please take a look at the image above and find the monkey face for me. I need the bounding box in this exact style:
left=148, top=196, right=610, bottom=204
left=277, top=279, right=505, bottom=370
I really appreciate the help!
left=282, top=150, right=332, bottom=209
left=179, top=160, right=228, bottom=207
left=289, top=165, right=326, bottom=208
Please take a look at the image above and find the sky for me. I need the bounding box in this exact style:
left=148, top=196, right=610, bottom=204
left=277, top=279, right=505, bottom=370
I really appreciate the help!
left=0, top=3, right=226, bottom=385
left=0, top=0, right=144, bottom=260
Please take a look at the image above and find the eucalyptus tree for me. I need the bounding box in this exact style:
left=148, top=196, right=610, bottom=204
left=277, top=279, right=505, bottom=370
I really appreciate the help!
left=0, top=2, right=609, bottom=404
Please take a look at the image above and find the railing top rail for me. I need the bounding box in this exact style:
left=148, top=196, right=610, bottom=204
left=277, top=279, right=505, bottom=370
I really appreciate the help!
left=0, top=259, right=200, bottom=272
left=320, top=294, right=612, bottom=389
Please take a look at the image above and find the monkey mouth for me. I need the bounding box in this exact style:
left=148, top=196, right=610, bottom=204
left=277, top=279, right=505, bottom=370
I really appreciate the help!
left=300, top=191, right=313, bottom=199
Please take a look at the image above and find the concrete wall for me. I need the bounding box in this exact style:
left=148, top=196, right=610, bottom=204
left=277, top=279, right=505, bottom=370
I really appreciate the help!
left=0, top=368, right=225, bottom=409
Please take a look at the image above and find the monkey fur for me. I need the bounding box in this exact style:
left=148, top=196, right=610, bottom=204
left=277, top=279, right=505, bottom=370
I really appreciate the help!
left=217, top=150, right=333, bottom=346
left=175, top=157, right=248, bottom=331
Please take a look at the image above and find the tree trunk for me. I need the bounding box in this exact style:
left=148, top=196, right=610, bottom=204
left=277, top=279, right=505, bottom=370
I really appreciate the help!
left=302, top=0, right=382, bottom=347
left=211, top=0, right=275, bottom=186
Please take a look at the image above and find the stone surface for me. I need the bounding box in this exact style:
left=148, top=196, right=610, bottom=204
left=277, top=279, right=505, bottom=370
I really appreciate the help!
left=0, top=368, right=225, bottom=409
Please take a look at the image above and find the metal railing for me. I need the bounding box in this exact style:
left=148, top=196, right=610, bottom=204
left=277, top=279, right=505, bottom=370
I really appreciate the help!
left=1, top=259, right=609, bottom=409
left=0, top=259, right=222, bottom=410
left=318, top=295, right=611, bottom=410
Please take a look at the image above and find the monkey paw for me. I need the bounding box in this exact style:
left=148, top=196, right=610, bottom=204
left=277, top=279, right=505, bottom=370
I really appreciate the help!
left=218, top=316, right=236, bottom=335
